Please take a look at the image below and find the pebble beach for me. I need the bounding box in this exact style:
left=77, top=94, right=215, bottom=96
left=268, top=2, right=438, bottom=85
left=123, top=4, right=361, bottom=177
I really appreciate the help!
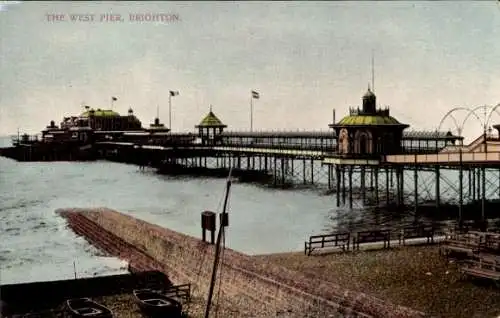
left=258, top=246, right=500, bottom=318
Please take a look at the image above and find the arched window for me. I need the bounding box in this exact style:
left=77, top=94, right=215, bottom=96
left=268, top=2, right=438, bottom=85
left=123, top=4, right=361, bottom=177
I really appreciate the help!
left=338, top=129, right=349, bottom=154
left=359, top=134, right=368, bottom=154
left=376, top=136, right=383, bottom=153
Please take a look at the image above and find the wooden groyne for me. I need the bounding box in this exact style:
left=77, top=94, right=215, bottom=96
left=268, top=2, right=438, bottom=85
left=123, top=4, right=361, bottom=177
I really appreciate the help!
left=57, top=207, right=430, bottom=318
left=58, top=211, right=165, bottom=273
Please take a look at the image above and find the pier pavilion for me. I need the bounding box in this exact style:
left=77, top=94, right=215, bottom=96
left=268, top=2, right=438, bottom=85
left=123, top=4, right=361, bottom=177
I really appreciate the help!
left=195, top=106, right=227, bottom=145
left=329, top=87, right=409, bottom=156
left=7, top=88, right=500, bottom=225
left=324, top=87, right=417, bottom=210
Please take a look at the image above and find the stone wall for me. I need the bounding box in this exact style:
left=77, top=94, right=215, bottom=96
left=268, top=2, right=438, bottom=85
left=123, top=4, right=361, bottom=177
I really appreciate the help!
left=58, top=208, right=430, bottom=318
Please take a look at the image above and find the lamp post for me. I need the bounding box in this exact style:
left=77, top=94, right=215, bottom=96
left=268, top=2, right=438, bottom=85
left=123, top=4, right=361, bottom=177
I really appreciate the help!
left=458, top=130, right=463, bottom=229
left=169, top=90, right=179, bottom=131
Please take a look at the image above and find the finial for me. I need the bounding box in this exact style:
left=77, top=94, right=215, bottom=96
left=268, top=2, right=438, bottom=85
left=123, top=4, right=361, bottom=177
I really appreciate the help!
left=371, top=49, right=375, bottom=92
left=368, top=83, right=371, bottom=92
left=209, top=104, right=212, bottom=112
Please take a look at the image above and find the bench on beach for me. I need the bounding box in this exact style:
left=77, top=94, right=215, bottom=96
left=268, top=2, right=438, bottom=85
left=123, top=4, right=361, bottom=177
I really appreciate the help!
left=444, top=224, right=473, bottom=240
left=304, top=232, right=350, bottom=256
left=461, top=267, right=500, bottom=283
left=165, top=283, right=191, bottom=302
left=353, top=230, right=391, bottom=251
left=439, top=234, right=484, bottom=258
left=398, top=225, right=435, bottom=245
left=468, top=231, right=500, bottom=253
left=460, top=257, right=500, bottom=285
left=440, top=243, right=479, bottom=259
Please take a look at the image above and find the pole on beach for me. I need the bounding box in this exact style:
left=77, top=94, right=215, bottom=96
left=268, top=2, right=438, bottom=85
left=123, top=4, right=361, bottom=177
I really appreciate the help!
left=204, top=168, right=233, bottom=318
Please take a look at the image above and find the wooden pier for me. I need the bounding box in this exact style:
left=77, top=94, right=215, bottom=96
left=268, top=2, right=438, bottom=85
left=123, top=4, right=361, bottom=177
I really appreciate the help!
left=4, top=89, right=500, bottom=226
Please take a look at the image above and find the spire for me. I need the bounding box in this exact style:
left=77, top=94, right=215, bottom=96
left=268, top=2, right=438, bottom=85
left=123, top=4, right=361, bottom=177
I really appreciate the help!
left=209, top=104, right=213, bottom=112
left=371, top=49, right=375, bottom=92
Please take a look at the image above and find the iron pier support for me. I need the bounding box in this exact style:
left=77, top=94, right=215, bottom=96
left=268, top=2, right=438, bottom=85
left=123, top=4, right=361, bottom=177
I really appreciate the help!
left=435, top=166, right=441, bottom=209
left=348, top=165, right=353, bottom=210
left=336, top=166, right=341, bottom=207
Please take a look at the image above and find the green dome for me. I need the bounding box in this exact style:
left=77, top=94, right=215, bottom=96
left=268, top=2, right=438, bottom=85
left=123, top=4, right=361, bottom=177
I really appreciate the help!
left=337, top=115, right=402, bottom=126
left=81, top=109, right=120, bottom=117
left=196, top=111, right=226, bottom=127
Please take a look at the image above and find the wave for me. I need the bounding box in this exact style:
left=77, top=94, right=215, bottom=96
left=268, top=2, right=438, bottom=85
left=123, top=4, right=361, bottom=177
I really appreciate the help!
left=0, top=199, right=45, bottom=213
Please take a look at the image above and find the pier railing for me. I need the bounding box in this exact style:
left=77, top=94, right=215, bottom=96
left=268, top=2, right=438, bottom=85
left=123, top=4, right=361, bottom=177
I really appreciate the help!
left=104, top=135, right=451, bottom=156
left=386, top=151, right=500, bottom=164
left=11, top=134, right=41, bottom=146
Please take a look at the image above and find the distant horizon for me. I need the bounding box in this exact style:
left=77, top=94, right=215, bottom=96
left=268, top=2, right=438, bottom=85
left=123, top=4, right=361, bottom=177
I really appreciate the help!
left=1, top=1, right=500, bottom=143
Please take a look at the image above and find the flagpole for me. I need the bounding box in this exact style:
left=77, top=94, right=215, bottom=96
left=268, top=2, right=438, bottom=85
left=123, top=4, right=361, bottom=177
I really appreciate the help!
left=250, top=95, right=253, bottom=132
left=168, top=94, right=172, bottom=130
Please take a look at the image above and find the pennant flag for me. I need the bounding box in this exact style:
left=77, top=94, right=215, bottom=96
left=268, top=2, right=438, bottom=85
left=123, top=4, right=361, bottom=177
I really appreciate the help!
left=111, top=96, right=118, bottom=101
left=170, top=90, right=179, bottom=97
left=251, top=90, right=260, bottom=99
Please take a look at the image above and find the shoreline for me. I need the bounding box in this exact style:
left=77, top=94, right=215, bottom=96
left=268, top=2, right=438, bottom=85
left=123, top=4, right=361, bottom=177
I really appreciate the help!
left=5, top=207, right=499, bottom=317
left=57, top=207, right=428, bottom=318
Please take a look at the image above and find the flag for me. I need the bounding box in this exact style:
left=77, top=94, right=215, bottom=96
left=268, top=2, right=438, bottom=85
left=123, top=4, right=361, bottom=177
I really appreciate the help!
left=111, top=96, right=117, bottom=101
left=170, top=90, right=179, bottom=97
left=251, top=90, right=259, bottom=99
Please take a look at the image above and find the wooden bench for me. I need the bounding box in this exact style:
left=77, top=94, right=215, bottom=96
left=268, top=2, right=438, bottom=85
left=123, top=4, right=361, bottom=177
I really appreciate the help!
left=398, top=225, right=435, bottom=245
left=461, top=267, right=500, bottom=282
left=164, top=283, right=191, bottom=302
left=460, top=257, right=500, bottom=285
left=304, top=232, right=350, bottom=256
left=445, top=225, right=471, bottom=240
left=440, top=243, right=479, bottom=258
left=478, top=233, right=500, bottom=253
left=353, top=230, right=391, bottom=251
left=485, top=239, right=500, bottom=252
left=440, top=238, right=481, bottom=258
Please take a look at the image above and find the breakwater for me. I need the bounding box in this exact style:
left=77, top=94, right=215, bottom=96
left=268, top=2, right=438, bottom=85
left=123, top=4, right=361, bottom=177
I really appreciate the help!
left=56, top=207, right=430, bottom=318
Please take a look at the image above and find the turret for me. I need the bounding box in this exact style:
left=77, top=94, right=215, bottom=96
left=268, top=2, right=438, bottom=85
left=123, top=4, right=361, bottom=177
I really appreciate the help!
left=362, top=87, right=376, bottom=114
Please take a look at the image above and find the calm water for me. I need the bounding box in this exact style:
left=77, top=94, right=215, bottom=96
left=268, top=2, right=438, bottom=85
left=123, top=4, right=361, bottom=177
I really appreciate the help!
left=0, top=137, right=338, bottom=284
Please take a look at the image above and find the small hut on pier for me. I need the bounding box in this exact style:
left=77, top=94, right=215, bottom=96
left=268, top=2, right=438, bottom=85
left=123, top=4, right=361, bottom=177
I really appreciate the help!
left=195, top=106, right=227, bottom=145
left=329, top=87, right=409, bottom=156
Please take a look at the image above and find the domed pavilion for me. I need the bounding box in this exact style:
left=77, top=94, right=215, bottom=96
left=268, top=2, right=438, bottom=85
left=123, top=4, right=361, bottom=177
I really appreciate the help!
left=329, top=87, right=409, bottom=156
left=195, top=106, right=227, bottom=145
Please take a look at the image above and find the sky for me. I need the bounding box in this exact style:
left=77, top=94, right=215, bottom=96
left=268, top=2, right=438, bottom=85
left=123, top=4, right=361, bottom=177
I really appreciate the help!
left=1, top=1, right=500, bottom=142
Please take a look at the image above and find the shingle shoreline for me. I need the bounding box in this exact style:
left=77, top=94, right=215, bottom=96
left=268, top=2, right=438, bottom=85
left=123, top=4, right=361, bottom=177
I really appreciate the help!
left=57, top=207, right=430, bottom=318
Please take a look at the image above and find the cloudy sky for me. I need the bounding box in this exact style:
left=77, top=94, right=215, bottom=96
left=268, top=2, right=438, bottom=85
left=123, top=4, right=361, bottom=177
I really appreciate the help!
left=1, top=1, right=499, bottom=141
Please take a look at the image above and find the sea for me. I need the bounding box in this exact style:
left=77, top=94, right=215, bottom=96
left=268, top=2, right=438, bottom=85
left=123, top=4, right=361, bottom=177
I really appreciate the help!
left=0, top=136, right=341, bottom=285
left=2, top=134, right=489, bottom=285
